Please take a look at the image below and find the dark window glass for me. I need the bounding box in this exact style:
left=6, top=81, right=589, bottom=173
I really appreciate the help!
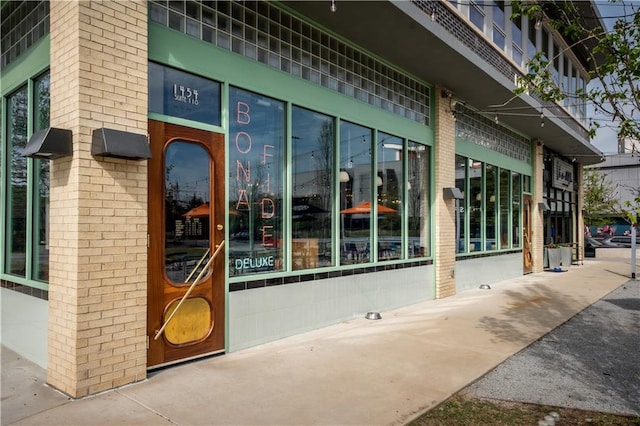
left=499, top=168, right=510, bottom=249
left=33, top=72, right=50, bottom=282
left=455, top=155, right=467, bottom=253
left=470, top=2, right=484, bottom=31
left=469, top=160, right=483, bottom=252
left=149, top=62, right=221, bottom=126
left=291, top=106, right=334, bottom=270
left=5, top=86, right=28, bottom=276
left=486, top=164, right=497, bottom=250
left=228, top=87, right=285, bottom=276
left=512, top=172, right=521, bottom=247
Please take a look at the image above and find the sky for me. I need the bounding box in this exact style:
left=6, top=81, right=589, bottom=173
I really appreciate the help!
left=589, top=1, right=639, bottom=155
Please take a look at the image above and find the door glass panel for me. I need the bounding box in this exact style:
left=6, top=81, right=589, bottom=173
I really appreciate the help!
left=164, top=141, right=211, bottom=284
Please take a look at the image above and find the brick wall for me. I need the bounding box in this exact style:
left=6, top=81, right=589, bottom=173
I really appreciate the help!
left=433, top=87, right=457, bottom=298
left=48, top=0, right=148, bottom=397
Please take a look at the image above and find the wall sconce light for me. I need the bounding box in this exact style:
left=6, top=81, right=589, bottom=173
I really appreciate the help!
left=376, top=176, right=383, bottom=187
left=538, top=202, right=550, bottom=212
left=92, top=128, right=151, bottom=160
left=330, top=0, right=336, bottom=12
left=441, top=88, right=464, bottom=118
left=339, top=170, right=350, bottom=183
left=443, top=187, right=464, bottom=200
left=23, top=127, right=73, bottom=160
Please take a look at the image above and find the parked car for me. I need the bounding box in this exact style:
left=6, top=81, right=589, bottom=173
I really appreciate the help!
left=585, top=236, right=603, bottom=248
left=602, top=235, right=640, bottom=248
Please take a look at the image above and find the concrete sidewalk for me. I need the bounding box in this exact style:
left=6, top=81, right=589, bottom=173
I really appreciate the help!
left=2, top=249, right=636, bottom=426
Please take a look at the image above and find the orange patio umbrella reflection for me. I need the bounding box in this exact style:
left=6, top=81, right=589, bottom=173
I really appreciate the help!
left=340, top=201, right=397, bottom=215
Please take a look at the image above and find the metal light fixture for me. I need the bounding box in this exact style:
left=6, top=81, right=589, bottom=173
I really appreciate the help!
left=365, top=311, right=382, bottom=320
left=23, top=127, right=72, bottom=160
left=330, top=0, right=336, bottom=12
left=479, top=284, right=491, bottom=290
left=538, top=202, right=550, bottom=212
left=92, top=128, right=151, bottom=160
left=443, top=187, right=464, bottom=200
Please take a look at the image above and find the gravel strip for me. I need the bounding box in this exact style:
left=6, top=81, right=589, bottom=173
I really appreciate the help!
left=463, top=280, right=640, bottom=416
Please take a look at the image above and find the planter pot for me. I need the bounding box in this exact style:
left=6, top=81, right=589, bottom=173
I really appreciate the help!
left=547, top=248, right=562, bottom=270
left=560, top=246, right=573, bottom=268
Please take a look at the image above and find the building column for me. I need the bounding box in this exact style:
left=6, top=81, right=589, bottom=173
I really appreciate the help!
left=532, top=141, right=545, bottom=272
left=47, top=0, right=148, bottom=397
left=576, top=164, right=585, bottom=260
left=433, top=87, right=457, bottom=298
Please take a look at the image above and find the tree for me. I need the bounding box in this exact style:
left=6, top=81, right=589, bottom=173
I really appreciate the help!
left=513, top=0, right=640, bottom=225
left=582, top=169, right=618, bottom=227
left=512, top=0, right=640, bottom=141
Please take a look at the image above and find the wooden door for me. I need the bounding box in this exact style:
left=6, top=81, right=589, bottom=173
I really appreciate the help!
left=147, top=120, right=225, bottom=368
left=523, top=194, right=533, bottom=274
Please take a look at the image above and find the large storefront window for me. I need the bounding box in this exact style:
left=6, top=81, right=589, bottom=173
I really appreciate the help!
left=499, top=168, right=510, bottom=249
left=291, top=106, right=334, bottom=270
left=339, top=121, right=373, bottom=265
left=512, top=172, right=522, bottom=247
left=469, top=159, right=483, bottom=252
left=408, top=141, right=430, bottom=258
left=455, top=155, right=467, bottom=254
left=5, top=87, right=28, bottom=276
left=34, top=72, right=50, bottom=282
left=543, top=154, right=577, bottom=245
left=377, top=132, right=403, bottom=261
left=228, top=87, right=285, bottom=276
left=486, top=164, right=497, bottom=251
left=455, top=154, right=523, bottom=254
left=2, top=71, right=50, bottom=285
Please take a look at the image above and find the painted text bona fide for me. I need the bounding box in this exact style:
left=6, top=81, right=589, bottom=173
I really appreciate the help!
left=233, top=100, right=276, bottom=248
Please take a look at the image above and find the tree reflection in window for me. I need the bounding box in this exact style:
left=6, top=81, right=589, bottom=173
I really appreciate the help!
left=291, top=106, right=334, bottom=270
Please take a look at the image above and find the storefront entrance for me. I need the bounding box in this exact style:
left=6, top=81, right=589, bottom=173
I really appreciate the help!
left=147, top=120, right=225, bottom=368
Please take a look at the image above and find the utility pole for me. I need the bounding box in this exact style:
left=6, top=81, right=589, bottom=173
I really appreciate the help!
left=631, top=224, right=637, bottom=280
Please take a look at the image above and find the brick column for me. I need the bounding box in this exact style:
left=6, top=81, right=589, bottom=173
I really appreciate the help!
left=532, top=141, right=545, bottom=272
left=48, top=0, right=148, bottom=397
left=433, top=87, right=457, bottom=298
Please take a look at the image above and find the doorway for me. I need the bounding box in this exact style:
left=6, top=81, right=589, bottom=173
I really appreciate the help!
left=147, top=120, right=225, bottom=368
